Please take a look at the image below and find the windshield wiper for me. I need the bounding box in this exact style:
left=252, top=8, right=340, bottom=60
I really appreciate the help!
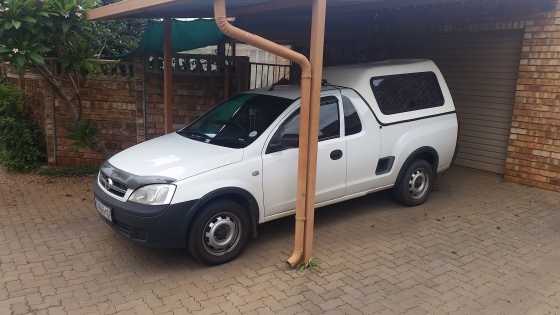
left=211, top=137, right=247, bottom=148
left=179, top=130, right=212, bottom=142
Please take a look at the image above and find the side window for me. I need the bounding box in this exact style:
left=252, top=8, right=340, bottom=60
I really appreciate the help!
left=267, top=96, right=340, bottom=153
left=370, top=71, right=444, bottom=115
left=318, top=96, right=340, bottom=140
left=342, top=96, right=362, bottom=136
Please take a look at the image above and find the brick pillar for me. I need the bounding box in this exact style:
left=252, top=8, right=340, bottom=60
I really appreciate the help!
left=505, top=1, right=560, bottom=192
left=134, top=57, right=146, bottom=143
left=43, top=81, right=57, bottom=165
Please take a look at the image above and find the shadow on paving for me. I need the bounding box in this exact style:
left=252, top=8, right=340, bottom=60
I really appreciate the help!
left=121, top=181, right=397, bottom=268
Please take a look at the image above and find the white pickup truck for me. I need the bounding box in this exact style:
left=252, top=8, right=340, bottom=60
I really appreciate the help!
left=94, top=59, right=458, bottom=265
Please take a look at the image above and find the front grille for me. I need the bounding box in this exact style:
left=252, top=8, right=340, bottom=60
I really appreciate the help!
left=99, top=172, right=128, bottom=198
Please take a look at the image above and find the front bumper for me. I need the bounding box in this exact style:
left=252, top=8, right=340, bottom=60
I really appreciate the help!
left=94, top=182, right=197, bottom=248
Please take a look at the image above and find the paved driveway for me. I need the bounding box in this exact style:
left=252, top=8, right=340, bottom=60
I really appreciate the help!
left=1, top=167, right=560, bottom=315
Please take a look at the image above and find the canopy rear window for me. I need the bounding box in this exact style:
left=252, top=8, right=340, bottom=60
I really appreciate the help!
left=370, top=72, right=444, bottom=115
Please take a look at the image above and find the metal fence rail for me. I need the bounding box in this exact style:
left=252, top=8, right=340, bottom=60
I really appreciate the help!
left=250, top=62, right=291, bottom=89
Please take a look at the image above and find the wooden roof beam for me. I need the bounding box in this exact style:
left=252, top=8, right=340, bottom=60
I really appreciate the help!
left=87, top=0, right=182, bottom=20
left=230, top=0, right=311, bottom=16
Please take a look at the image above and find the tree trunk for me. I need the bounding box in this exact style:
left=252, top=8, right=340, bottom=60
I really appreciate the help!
left=35, top=65, right=81, bottom=122
left=34, top=65, right=110, bottom=158
left=18, top=72, right=25, bottom=111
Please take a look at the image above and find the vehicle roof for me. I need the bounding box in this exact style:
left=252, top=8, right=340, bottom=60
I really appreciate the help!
left=245, top=85, right=340, bottom=100
left=323, top=59, right=435, bottom=86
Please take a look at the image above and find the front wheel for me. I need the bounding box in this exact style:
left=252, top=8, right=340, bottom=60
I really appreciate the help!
left=393, top=160, right=434, bottom=207
left=188, top=199, right=250, bottom=265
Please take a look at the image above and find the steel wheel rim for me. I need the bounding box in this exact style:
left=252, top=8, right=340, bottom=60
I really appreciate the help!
left=408, top=168, right=429, bottom=200
left=202, top=212, right=241, bottom=256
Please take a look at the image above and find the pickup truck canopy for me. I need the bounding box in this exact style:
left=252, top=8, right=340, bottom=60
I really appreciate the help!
left=324, top=59, right=455, bottom=125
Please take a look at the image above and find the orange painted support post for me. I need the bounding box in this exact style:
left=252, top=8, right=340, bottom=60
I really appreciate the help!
left=163, top=18, right=174, bottom=133
left=303, top=0, right=327, bottom=263
left=213, top=0, right=313, bottom=267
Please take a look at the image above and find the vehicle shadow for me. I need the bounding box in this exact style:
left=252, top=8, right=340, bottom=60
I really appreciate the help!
left=114, top=167, right=464, bottom=271
left=118, top=189, right=396, bottom=270
left=257, top=189, right=396, bottom=241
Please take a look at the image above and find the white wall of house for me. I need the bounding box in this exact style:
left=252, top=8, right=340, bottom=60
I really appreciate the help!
left=186, top=44, right=290, bottom=65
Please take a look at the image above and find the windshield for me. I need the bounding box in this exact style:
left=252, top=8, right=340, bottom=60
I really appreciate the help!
left=178, top=93, right=293, bottom=148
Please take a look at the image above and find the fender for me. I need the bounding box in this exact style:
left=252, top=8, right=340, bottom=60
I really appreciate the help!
left=396, top=147, right=440, bottom=185
left=185, top=187, right=260, bottom=238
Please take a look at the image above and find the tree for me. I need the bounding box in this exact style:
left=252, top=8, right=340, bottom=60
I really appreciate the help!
left=0, top=0, right=147, bottom=154
left=0, top=0, right=96, bottom=123
left=92, top=17, right=146, bottom=59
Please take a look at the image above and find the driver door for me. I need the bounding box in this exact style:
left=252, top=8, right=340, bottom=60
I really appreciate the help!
left=262, top=94, right=347, bottom=217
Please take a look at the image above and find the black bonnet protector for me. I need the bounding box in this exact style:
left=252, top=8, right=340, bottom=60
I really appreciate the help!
left=100, top=161, right=176, bottom=190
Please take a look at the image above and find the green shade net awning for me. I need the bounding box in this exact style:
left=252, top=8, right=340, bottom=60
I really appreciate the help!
left=135, top=19, right=225, bottom=55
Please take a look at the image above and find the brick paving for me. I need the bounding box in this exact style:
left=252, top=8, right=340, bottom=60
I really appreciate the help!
left=1, top=167, right=560, bottom=315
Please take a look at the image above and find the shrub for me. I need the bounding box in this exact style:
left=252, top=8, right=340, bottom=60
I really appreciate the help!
left=0, top=84, right=45, bottom=171
left=68, top=119, right=98, bottom=150
left=0, top=83, right=24, bottom=116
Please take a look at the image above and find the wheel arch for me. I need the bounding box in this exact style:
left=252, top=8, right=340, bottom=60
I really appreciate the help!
left=186, top=187, right=260, bottom=239
left=396, top=147, right=440, bottom=184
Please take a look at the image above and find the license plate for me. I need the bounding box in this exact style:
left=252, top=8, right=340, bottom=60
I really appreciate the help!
left=95, top=199, right=112, bottom=222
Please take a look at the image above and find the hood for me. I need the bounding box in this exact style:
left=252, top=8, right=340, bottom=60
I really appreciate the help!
left=108, top=132, right=244, bottom=181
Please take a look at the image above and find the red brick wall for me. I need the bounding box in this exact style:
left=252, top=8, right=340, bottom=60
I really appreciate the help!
left=144, top=73, right=225, bottom=139
left=505, top=2, right=560, bottom=192
left=54, top=78, right=139, bottom=166
left=19, top=78, right=47, bottom=132
left=3, top=60, right=232, bottom=167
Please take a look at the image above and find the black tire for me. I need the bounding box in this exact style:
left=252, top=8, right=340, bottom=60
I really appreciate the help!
left=188, top=199, right=250, bottom=265
left=393, top=159, right=434, bottom=207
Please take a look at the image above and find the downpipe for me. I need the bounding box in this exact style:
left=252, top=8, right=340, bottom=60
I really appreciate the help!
left=303, top=0, right=327, bottom=263
left=213, top=0, right=312, bottom=267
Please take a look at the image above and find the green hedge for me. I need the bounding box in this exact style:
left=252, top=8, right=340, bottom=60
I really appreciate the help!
left=0, top=84, right=45, bottom=171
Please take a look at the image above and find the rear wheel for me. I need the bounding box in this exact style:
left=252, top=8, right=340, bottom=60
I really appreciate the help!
left=393, top=159, right=434, bottom=206
left=188, top=199, right=250, bottom=265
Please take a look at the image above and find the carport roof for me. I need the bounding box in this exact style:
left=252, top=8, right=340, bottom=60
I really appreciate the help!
left=88, top=0, right=554, bottom=20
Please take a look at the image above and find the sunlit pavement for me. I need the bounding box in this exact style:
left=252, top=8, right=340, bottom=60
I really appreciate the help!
left=1, top=167, right=560, bottom=314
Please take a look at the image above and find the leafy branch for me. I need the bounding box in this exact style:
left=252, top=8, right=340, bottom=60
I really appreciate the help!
left=0, top=0, right=100, bottom=150
left=0, top=0, right=144, bottom=154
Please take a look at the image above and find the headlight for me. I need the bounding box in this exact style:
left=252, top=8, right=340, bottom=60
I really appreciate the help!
left=128, top=184, right=176, bottom=205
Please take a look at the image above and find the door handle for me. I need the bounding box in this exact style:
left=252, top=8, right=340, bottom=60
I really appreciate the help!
left=330, top=149, right=343, bottom=160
